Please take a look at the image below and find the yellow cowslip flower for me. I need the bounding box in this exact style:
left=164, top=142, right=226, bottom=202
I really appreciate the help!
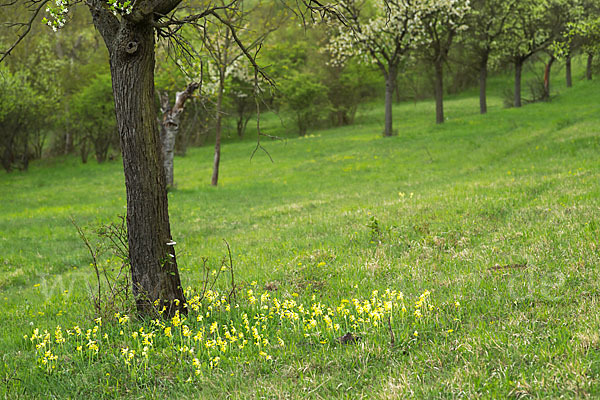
left=171, top=310, right=182, bottom=327
left=132, top=332, right=139, bottom=339
left=94, top=317, right=102, bottom=327
left=54, top=326, right=65, bottom=344
left=210, top=321, right=219, bottom=334
left=193, top=329, right=204, bottom=343
left=209, top=356, right=220, bottom=368
left=277, top=337, right=285, bottom=347
left=323, top=315, right=333, bottom=330
left=414, top=331, right=418, bottom=337
left=164, top=326, right=172, bottom=338
left=142, top=332, right=154, bottom=346
left=182, top=325, right=191, bottom=338
left=87, top=340, right=99, bottom=353
left=311, top=302, right=323, bottom=317
left=383, top=301, right=392, bottom=312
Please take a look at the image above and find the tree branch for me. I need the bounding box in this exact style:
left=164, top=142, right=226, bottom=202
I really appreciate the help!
left=0, top=0, right=47, bottom=63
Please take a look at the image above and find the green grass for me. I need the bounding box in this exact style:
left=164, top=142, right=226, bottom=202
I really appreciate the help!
left=0, top=66, right=599, bottom=398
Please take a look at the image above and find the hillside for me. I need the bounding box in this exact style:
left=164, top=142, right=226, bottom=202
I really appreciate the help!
left=0, top=75, right=599, bottom=398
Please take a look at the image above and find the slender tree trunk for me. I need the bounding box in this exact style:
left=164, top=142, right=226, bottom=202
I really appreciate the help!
left=211, top=72, right=225, bottom=186
left=514, top=59, right=523, bottom=108
left=91, top=8, right=186, bottom=317
left=383, top=71, right=395, bottom=136
left=587, top=53, right=593, bottom=80
left=160, top=83, right=199, bottom=188
left=565, top=56, right=572, bottom=88
left=479, top=54, right=488, bottom=115
left=543, top=56, right=555, bottom=100
left=434, top=59, right=444, bottom=124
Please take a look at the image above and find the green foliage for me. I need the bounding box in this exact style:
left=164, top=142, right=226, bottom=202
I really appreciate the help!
left=0, top=69, right=47, bottom=171
left=70, top=74, right=118, bottom=163
left=279, top=72, right=330, bottom=136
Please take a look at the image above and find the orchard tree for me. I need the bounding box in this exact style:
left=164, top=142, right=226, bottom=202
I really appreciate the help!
left=555, top=2, right=600, bottom=81
left=416, top=0, right=470, bottom=124
left=0, top=0, right=325, bottom=317
left=502, top=0, right=570, bottom=107
left=226, top=60, right=259, bottom=138
left=326, top=0, right=424, bottom=136
left=462, top=0, right=516, bottom=114
left=185, top=0, right=274, bottom=186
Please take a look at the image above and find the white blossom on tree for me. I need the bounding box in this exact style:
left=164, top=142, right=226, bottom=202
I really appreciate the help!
left=326, top=0, right=470, bottom=132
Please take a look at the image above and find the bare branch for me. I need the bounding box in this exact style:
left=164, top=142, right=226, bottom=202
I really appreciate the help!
left=152, top=0, right=236, bottom=28
left=0, top=0, right=47, bottom=63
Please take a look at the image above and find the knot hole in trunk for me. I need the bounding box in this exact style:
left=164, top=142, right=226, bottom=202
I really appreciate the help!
left=126, top=41, right=139, bottom=54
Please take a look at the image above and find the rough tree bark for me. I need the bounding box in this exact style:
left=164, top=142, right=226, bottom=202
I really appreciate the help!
left=587, top=53, right=593, bottom=80
left=160, top=82, right=200, bottom=188
left=514, top=59, right=523, bottom=108
left=434, top=59, right=444, bottom=124
left=88, top=0, right=186, bottom=318
left=565, top=55, right=572, bottom=88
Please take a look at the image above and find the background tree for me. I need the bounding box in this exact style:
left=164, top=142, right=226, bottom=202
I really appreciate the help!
left=415, top=0, right=470, bottom=124
left=326, top=0, right=424, bottom=136
left=0, top=69, right=46, bottom=171
left=556, top=1, right=600, bottom=81
left=502, top=0, right=569, bottom=107
left=159, top=81, right=200, bottom=188
left=70, top=73, right=118, bottom=163
left=461, top=0, right=516, bottom=114
left=279, top=71, right=330, bottom=135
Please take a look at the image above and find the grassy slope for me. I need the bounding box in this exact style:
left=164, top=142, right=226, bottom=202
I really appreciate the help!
left=0, top=66, right=599, bottom=398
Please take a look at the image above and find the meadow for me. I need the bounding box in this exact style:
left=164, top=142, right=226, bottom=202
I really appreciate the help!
left=0, top=66, right=599, bottom=398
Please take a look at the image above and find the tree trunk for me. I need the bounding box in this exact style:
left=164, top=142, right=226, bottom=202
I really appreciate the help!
left=160, top=83, right=199, bottom=188
left=434, top=59, right=444, bottom=124
left=543, top=56, right=555, bottom=100
left=211, top=72, right=225, bottom=186
left=587, top=53, right=593, bottom=80
left=479, top=55, right=488, bottom=115
left=383, top=72, right=395, bottom=136
left=514, top=59, right=523, bottom=108
left=565, top=56, right=572, bottom=88
left=90, top=6, right=186, bottom=318
left=80, top=139, right=89, bottom=164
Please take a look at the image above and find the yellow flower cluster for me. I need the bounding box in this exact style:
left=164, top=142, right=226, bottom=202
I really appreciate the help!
left=25, top=287, right=457, bottom=380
